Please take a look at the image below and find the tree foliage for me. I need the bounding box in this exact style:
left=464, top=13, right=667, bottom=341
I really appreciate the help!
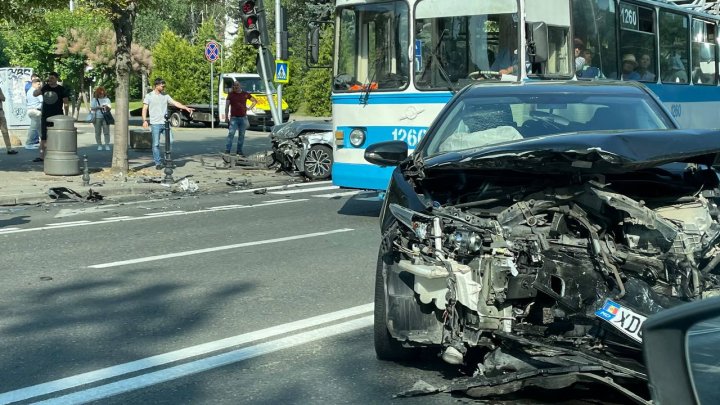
left=150, top=21, right=225, bottom=105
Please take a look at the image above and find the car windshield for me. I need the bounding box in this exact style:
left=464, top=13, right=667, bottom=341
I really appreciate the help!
left=223, top=77, right=275, bottom=94
left=424, top=92, right=673, bottom=156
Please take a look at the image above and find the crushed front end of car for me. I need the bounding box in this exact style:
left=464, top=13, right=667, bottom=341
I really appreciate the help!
left=269, top=120, right=334, bottom=180
left=376, top=130, right=720, bottom=401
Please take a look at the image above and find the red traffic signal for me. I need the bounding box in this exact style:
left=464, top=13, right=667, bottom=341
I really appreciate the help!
left=240, top=0, right=261, bottom=47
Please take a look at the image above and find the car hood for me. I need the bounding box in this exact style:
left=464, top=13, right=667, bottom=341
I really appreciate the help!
left=271, top=120, right=332, bottom=139
left=423, top=129, right=720, bottom=174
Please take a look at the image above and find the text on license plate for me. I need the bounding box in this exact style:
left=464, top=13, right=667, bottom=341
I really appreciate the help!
left=595, top=299, right=647, bottom=343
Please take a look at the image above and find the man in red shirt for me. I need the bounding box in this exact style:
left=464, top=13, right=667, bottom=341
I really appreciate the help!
left=224, top=81, right=257, bottom=156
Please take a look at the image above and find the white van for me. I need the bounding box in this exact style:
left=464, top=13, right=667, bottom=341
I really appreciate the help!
left=219, top=73, right=290, bottom=128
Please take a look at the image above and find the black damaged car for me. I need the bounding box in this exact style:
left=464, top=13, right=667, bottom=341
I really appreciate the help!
left=364, top=81, right=720, bottom=401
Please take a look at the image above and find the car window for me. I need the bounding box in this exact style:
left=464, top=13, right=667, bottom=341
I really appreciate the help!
left=425, top=92, right=672, bottom=155
left=222, top=77, right=275, bottom=94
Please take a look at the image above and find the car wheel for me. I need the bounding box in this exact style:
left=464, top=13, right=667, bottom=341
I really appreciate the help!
left=169, top=112, right=185, bottom=128
left=304, top=145, right=333, bottom=180
left=374, top=244, right=417, bottom=361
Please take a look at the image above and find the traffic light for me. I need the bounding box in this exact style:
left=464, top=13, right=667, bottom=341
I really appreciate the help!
left=278, top=6, right=290, bottom=60
left=240, top=0, right=261, bottom=47
left=279, top=31, right=290, bottom=60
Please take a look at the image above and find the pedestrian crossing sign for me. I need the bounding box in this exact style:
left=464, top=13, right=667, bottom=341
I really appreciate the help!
left=274, top=60, right=289, bottom=84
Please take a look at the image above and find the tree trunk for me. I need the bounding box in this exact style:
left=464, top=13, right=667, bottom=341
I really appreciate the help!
left=110, top=2, right=138, bottom=175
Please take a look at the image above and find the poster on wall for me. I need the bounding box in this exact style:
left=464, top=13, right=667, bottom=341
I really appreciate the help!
left=0, top=67, right=32, bottom=128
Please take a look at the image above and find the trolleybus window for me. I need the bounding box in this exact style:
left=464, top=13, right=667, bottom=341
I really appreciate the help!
left=691, top=19, right=718, bottom=85
left=571, top=0, right=617, bottom=80
left=334, top=2, right=409, bottom=92
left=659, top=10, right=689, bottom=84
left=619, top=2, right=656, bottom=82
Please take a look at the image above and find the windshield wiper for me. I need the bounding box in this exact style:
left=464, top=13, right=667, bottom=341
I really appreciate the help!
left=424, top=29, right=456, bottom=94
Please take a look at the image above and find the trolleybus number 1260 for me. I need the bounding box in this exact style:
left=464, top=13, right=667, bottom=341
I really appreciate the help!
left=391, top=127, right=427, bottom=148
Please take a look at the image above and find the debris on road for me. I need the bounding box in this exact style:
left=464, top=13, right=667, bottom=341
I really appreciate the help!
left=178, top=178, right=199, bottom=193
left=48, top=187, right=103, bottom=202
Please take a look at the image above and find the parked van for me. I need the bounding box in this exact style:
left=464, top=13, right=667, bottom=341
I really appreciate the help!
left=219, top=73, right=290, bottom=128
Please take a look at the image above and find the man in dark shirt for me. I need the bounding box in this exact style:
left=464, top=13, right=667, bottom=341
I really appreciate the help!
left=33, top=72, right=69, bottom=162
left=224, top=81, right=257, bottom=156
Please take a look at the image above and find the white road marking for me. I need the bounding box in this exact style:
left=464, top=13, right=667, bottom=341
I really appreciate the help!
left=229, top=180, right=332, bottom=194
left=312, top=190, right=365, bottom=198
left=88, top=228, right=354, bottom=268
left=142, top=211, right=186, bottom=217
left=202, top=205, right=244, bottom=211
left=35, top=316, right=374, bottom=405
left=0, top=199, right=307, bottom=235
left=0, top=304, right=373, bottom=404
left=100, top=216, right=134, bottom=221
left=0, top=227, right=21, bottom=232
left=46, top=221, right=92, bottom=227
left=269, top=185, right=339, bottom=195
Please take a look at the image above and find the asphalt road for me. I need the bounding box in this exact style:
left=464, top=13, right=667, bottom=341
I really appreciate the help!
left=0, top=183, right=477, bottom=404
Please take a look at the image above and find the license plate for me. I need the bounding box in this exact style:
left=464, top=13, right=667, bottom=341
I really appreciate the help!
left=595, top=299, right=647, bottom=343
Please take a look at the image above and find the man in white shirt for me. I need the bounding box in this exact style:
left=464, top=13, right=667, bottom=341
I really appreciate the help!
left=25, top=78, right=42, bottom=149
left=141, top=78, right=194, bottom=170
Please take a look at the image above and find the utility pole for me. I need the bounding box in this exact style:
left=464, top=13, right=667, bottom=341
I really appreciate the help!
left=275, top=0, right=283, bottom=125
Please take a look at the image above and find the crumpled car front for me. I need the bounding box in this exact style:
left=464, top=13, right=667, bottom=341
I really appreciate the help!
left=376, top=129, right=720, bottom=400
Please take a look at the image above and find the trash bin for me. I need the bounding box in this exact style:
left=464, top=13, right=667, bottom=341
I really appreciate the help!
left=129, top=129, right=152, bottom=150
left=44, top=115, right=80, bottom=175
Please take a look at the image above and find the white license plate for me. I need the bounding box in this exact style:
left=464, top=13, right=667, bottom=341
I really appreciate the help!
left=595, top=299, right=647, bottom=343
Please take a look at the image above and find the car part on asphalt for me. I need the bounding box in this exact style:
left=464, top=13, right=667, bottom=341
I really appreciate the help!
left=269, top=120, right=334, bottom=180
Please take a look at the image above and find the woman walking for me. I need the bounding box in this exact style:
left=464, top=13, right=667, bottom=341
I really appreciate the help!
left=91, top=87, right=112, bottom=150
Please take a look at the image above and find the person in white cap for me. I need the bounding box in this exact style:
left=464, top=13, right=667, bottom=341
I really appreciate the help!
left=621, top=54, right=640, bottom=81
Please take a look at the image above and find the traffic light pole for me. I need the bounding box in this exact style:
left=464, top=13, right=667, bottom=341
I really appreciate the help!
left=275, top=0, right=283, bottom=125
left=257, top=46, right=280, bottom=125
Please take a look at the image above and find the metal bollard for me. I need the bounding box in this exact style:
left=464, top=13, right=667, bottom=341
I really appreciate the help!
left=162, top=112, right=174, bottom=184
left=44, top=115, right=80, bottom=175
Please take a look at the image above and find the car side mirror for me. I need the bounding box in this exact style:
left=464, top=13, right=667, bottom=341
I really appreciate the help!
left=643, top=295, right=720, bottom=404
left=364, top=141, right=408, bottom=167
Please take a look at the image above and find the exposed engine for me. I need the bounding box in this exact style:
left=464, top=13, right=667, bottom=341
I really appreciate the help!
left=385, top=170, right=720, bottom=366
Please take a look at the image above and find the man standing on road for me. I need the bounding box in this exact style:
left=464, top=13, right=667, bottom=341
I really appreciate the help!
left=33, top=72, right=69, bottom=162
left=25, top=78, right=42, bottom=149
left=141, top=78, right=194, bottom=170
left=224, top=80, right=257, bottom=157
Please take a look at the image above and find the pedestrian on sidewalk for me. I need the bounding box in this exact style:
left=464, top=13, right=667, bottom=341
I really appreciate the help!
left=90, top=86, right=112, bottom=151
left=224, top=80, right=257, bottom=157
left=0, top=87, right=19, bottom=155
left=141, top=77, right=194, bottom=170
left=33, top=72, right=69, bottom=162
left=25, top=78, right=42, bottom=149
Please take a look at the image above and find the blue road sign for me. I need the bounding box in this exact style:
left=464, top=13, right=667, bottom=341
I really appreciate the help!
left=205, top=41, right=220, bottom=63
left=274, top=60, right=289, bottom=83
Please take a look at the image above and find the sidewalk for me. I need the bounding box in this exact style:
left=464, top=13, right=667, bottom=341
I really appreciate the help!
left=0, top=118, right=309, bottom=206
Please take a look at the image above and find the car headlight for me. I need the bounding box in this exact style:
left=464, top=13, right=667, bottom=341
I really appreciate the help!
left=349, top=128, right=366, bottom=147
left=252, top=107, right=265, bottom=114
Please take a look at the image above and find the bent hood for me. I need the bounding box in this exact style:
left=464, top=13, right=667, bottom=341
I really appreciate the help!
left=424, top=129, right=720, bottom=174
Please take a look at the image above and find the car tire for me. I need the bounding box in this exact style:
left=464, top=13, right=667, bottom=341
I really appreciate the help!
left=374, top=244, right=417, bottom=361
left=304, top=145, right=333, bottom=180
left=169, top=112, right=185, bottom=128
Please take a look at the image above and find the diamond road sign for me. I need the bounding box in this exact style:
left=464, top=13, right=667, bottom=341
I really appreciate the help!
left=274, top=60, right=289, bottom=84
left=205, top=41, right=220, bottom=63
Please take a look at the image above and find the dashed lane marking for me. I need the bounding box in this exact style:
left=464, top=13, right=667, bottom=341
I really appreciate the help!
left=269, top=185, right=339, bottom=195
left=88, top=228, right=354, bottom=268
left=0, top=304, right=373, bottom=404
left=229, top=180, right=332, bottom=194
left=312, top=190, right=365, bottom=198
